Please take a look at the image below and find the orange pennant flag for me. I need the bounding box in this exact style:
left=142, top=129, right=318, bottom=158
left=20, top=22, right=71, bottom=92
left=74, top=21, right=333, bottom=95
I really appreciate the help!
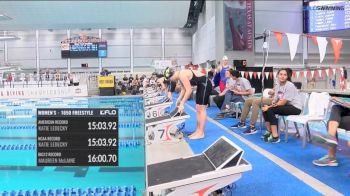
left=245, top=72, right=249, bottom=78
left=331, top=38, right=343, bottom=64
left=274, top=32, right=283, bottom=46
left=307, top=70, right=311, bottom=77
left=310, top=35, right=318, bottom=45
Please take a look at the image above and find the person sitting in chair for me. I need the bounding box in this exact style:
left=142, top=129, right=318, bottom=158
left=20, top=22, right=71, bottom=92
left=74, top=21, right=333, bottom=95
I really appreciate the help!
left=214, top=70, right=252, bottom=120
left=312, top=97, right=350, bottom=167
left=231, top=68, right=294, bottom=135
left=213, top=69, right=237, bottom=110
left=261, top=68, right=303, bottom=143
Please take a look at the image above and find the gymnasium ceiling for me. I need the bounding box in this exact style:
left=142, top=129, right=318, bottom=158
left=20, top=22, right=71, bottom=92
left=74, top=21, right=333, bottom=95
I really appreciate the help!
left=0, top=1, right=191, bottom=31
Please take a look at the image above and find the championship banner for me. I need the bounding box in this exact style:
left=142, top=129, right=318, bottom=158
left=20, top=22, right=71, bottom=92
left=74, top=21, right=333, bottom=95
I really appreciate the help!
left=0, top=85, right=88, bottom=99
left=224, top=0, right=254, bottom=51
left=98, top=76, right=115, bottom=88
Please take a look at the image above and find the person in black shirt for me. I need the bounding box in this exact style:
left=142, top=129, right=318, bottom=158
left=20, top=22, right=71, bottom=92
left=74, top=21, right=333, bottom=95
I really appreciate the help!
left=100, top=68, right=110, bottom=76
left=208, top=64, right=215, bottom=78
left=129, top=74, right=134, bottom=84
left=122, top=74, right=128, bottom=82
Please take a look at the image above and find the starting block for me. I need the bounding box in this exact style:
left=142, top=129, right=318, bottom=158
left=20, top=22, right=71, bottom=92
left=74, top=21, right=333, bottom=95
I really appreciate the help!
left=145, top=101, right=173, bottom=120
left=145, top=109, right=189, bottom=143
left=143, top=86, right=159, bottom=94
left=147, top=136, right=252, bottom=196
left=144, top=95, right=168, bottom=107
left=144, top=91, right=162, bottom=99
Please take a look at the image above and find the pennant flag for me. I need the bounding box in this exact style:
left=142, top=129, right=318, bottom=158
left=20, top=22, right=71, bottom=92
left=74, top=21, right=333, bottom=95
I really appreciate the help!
left=253, top=72, right=257, bottom=79
left=316, top=37, right=328, bottom=63
left=273, top=71, right=277, bottom=79
left=310, top=35, right=318, bottom=45
left=286, top=33, right=300, bottom=61
left=269, top=72, right=273, bottom=79
left=326, top=69, right=330, bottom=76
left=292, top=71, right=296, bottom=78
left=300, top=71, right=304, bottom=78
left=318, top=69, right=322, bottom=77
left=296, top=71, right=300, bottom=78
left=331, top=38, right=343, bottom=64
left=311, top=70, right=315, bottom=78
left=265, top=72, right=269, bottom=79
left=332, top=68, right=336, bottom=75
left=274, top=32, right=283, bottom=46
left=241, top=71, right=245, bottom=77
left=257, top=72, right=261, bottom=79
left=249, top=71, right=253, bottom=79
left=307, top=70, right=311, bottom=77
left=322, top=69, right=326, bottom=77
left=245, top=72, right=249, bottom=78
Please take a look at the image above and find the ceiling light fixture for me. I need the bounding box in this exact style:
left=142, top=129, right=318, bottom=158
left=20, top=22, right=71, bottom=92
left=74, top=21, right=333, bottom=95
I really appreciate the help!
left=0, top=35, right=20, bottom=41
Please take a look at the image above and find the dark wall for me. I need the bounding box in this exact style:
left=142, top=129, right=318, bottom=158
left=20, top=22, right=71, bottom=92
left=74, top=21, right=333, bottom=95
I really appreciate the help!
left=235, top=67, right=274, bottom=93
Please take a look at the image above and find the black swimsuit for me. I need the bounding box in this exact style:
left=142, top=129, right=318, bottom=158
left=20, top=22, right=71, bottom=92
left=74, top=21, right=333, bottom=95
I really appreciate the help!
left=190, top=70, right=212, bottom=105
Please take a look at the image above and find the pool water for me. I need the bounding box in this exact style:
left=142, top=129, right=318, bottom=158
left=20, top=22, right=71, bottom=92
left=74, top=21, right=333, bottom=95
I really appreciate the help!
left=0, top=96, right=145, bottom=195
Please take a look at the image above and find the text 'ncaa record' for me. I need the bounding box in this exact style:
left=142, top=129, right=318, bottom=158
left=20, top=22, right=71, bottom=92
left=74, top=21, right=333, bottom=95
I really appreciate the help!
left=37, top=108, right=118, bottom=166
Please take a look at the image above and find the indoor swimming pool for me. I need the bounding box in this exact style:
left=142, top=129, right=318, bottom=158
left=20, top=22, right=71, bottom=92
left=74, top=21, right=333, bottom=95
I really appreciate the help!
left=0, top=96, right=145, bottom=196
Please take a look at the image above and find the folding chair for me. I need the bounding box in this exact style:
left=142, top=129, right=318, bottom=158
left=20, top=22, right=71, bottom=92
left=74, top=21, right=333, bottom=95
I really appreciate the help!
left=284, top=92, right=330, bottom=148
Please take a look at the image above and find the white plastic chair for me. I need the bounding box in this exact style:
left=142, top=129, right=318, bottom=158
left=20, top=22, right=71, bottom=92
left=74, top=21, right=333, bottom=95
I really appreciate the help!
left=285, top=92, right=330, bottom=148
left=279, top=92, right=309, bottom=141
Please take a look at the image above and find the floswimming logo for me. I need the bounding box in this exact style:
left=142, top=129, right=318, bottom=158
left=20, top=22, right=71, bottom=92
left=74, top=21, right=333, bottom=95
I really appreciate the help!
left=304, top=5, right=345, bottom=11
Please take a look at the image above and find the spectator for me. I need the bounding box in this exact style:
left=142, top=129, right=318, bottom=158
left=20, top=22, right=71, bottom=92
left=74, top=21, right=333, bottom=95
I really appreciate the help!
left=129, top=74, right=134, bottom=84
left=312, top=98, right=350, bottom=167
left=217, top=56, right=232, bottom=92
left=340, top=67, right=348, bottom=91
left=131, top=78, right=139, bottom=95
left=100, top=68, right=110, bottom=76
left=55, top=70, right=60, bottom=81
left=45, top=69, right=50, bottom=81
left=116, top=81, right=122, bottom=95
left=232, top=68, right=294, bottom=134
left=208, top=64, right=216, bottom=79
left=261, top=68, right=303, bottom=143
left=214, top=69, right=252, bottom=120
left=213, top=69, right=237, bottom=109
left=6, top=73, right=12, bottom=82
left=208, top=64, right=220, bottom=95
left=123, top=74, right=128, bottom=82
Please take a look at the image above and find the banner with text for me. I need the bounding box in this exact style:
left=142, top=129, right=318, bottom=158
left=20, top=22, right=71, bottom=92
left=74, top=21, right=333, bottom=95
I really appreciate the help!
left=98, top=76, right=115, bottom=88
left=224, top=0, right=254, bottom=51
left=0, top=85, right=88, bottom=99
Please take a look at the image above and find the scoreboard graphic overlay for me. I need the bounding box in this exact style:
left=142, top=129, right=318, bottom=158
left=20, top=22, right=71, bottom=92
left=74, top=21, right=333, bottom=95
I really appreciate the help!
left=37, top=108, right=118, bottom=166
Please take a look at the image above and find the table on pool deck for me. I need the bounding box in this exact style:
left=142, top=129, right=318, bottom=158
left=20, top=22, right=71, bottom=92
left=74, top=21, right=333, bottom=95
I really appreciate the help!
left=301, top=89, right=350, bottom=97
